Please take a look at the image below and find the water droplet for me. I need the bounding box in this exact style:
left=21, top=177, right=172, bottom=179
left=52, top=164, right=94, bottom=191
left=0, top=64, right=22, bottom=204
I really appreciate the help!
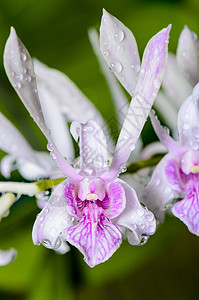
left=14, top=82, right=21, bottom=89
left=39, top=216, right=44, bottom=222
left=146, top=214, right=154, bottom=222
left=111, top=61, right=122, bottom=73
left=103, top=49, right=109, bottom=57
left=119, top=165, right=127, bottom=173
left=114, top=29, right=124, bottom=42
left=42, top=239, right=52, bottom=248
left=154, top=178, right=160, bottom=186
left=140, top=234, right=149, bottom=245
left=18, top=74, right=23, bottom=81
left=139, top=223, right=145, bottom=230
left=26, top=75, right=32, bottom=82
left=137, top=209, right=144, bottom=216
left=21, top=53, right=27, bottom=62
left=129, top=143, right=135, bottom=151
left=54, top=237, right=61, bottom=249
left=183, top=122, right=190, bottom=130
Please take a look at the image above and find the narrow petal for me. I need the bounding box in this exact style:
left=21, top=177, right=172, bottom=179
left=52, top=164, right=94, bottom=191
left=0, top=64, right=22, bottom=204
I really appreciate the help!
left=0, top=248, right=17, bottom=266
left=162, top=53, right=192, bottom=108
left=172, top=190, right=199, bottom=236
left=100, top=9, right=140, bottom=95
left=66, top=214, right=122, bottom=267
left=89, top=28, right=129, bottom=126
left=177, top=26, right=199, bottom=86
left=34, top=59, right=104, bottom=126
left=104, top=25, right=171, bottom=181
left=143, top=154, right=180, bottom=222
left=178, top=83, right=199, bottom=151
left=150, top=110, right=184, bottom=156
left=114, top=179, right=156, bottom=245
left=37, top=84, right=74, bottom=160
left=70, top=120, right=108, bottom=176
left=4, top=28, right=79, bottom=181
left=4, top=28, right=47, bottom=139
left=136, top=25, right=171, bottom=102
left=32, top=180, right=74, bottom=250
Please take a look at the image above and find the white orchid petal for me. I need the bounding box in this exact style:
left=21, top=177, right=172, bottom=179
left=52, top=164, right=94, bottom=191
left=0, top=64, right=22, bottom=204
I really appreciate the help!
left=33, top=59, right=104, bottom=125
left=0, top=113, right=36, bottom=162
left=104, top=25, right=171, bottom=181
left=163, top=53, right=193, bottom=108
left=17, top=152, right=59, bottom=180
left=4, top=27, right=48, bottom=139
left=70, top=120, right=108, bottom=176
left=37, top=85, right=74, bottom=160
left=177, top=26, right=199, bottom=86
left=143, top=154, right=183, bottom=223
left=4, top=28, right=80, bottom=181
left=32, top=180, right=73, bottom=249
left=100, top=9, right=140, bottom=95
left=114, top=179, right=156, bottom=245
left=0, top=248, right=17, bottom=266
left=89, top=28, right=129, bottom=125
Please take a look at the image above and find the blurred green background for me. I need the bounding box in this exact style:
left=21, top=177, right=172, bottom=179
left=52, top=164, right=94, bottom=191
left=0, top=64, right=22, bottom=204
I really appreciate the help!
left=0, top=0, right=199, bottom=299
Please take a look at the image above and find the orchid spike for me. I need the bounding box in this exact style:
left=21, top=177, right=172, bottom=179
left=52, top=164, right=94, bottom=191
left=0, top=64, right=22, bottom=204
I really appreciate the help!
left=3, top=10, right=170, bottom=266
left=143, top=83, right=199, bottom=236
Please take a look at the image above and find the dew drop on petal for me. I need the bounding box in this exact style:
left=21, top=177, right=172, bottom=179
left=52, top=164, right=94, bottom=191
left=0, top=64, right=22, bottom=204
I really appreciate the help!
left=42, top=239, right=52, bottom=248
left=137, top=209, right=144, bottom=216
left=129, top=143, right=135, bottom=151
left=54, top=237, right=61, bottom=249
left=119, top=165, right=127, bottom=173
left=134, top=65, right=140, bottom=73
left=14, top=82, right=22, bottom=89
left=183, top=122, right=190, bottom=130
left=103, top=49, right=109, bottom=57
left=21, top=53, right=27, bottom=62
left=139, top=234, right=149, bottom=246
left=146, top=214, right=154, bottom=222
left=114, top=29, right=124, bottom=42
left=111, top=61, right=122, bottom=73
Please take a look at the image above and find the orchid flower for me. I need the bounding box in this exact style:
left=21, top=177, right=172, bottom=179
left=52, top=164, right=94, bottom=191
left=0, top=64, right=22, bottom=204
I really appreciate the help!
left=3, top=10, right=170, bottom=267
left=143, top=82, right=199, bottom=236
left=155, top=26, right=199, bottom=132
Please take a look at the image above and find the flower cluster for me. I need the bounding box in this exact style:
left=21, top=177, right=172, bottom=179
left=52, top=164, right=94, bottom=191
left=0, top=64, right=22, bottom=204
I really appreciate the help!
left=1, top=9, right=198, bottom=268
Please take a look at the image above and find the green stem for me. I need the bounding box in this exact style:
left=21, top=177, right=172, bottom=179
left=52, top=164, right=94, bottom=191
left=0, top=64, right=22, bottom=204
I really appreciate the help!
left=126, top=154, right=165, bottom=174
